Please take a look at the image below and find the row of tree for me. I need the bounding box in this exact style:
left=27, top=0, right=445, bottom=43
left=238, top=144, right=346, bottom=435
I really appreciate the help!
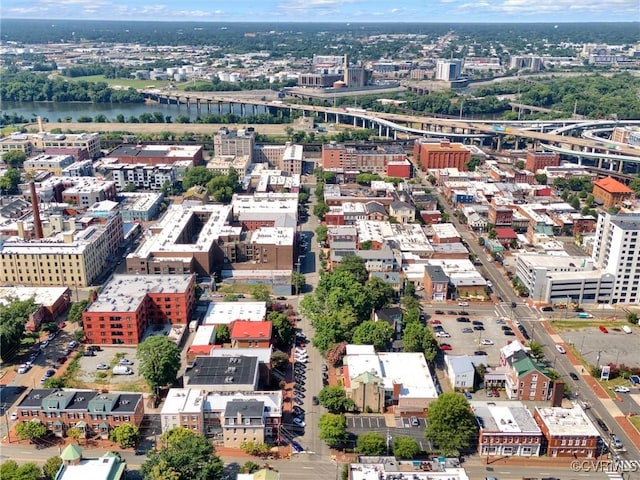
left=180, top=166, right=242, bottom=203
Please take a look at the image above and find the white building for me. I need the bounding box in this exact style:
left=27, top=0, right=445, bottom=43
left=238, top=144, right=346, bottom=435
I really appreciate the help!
left=435, top=59, right=462, bottom=81
left=106, top=163, right=176, bottom=191
left=591, top=212, right=640, bottom=304
left=444, top=355, right=488, bottom=390
left=201, top=301, right=267, bottom=326
left=349, top=456, right=469, bottom=480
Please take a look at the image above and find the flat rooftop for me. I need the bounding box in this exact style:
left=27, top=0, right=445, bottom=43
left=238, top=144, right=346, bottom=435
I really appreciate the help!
left=185, top=355, right=258, bottom=386
left=471, top=401, right=541, bottom=434
left=56, top=456, right=121, bottom=480
left=0, top=286, right=69, bottom=307
left=202, top=301, right=267, bottom=325
left=161, top=388, right=205, bottom=415
left=87, top=274, right=193, bottom=313
left=535, top=405, right=599, bottom=437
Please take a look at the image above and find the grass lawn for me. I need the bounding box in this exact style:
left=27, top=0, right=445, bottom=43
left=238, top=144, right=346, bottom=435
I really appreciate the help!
left=629, top=415, right=640, bottom=433
left=550, top=320, right=627, bottom=331
left=61, top=75, right=174, bottom=89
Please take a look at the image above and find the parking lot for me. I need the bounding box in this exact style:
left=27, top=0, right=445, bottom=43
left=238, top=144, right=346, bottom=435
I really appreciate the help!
left=345, top=415, right=431, bottom=451
left=560, top=326, right=640, bottom=368
left=77, top=347, right=143, bottom=385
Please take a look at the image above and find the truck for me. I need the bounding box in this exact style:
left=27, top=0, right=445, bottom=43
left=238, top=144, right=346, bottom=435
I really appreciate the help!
left=113, top=366, right=134, bottom=375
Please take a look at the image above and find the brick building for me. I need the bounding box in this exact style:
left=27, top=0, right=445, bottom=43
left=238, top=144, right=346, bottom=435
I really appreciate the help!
left=424, top=265, right=449, bottom=302
left=592, top=176, right=634, bottom=209
left=524, top=151, right=560, bottom=172
left=230, top=321, right=273, bottom=348
left=413, top=139, right=471, bottom=171
left=106, top=144, right=204, bottom=166
left=321, top=143, right=405, bottom=175
left=15, top=388, right=144, bottom=440
left=488, top=205, right=514, bottom=227
left=83, top=274, right=195, bottom=345
left=534, top=405, right=600, bottom=458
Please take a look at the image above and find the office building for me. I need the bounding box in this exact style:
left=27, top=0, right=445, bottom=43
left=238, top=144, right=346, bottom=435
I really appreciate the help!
left=214, top=128, right=255, bottom=158
left=525, top=151, right=560, bottom=172
left=533, top=405, right=600, bottom=458
left=413, top=140, right=471, bottom=171
left=592, top=177, right=634, bottom=209
left=322, top=143, right=405, bottom=175
left=105, top=163, right=177, bottom=191
left=24, top=154, right=74, bottom=176
left=0, top=131, right=101, bottom=160
left=592, top=212, right=640, bottom=304
left=106, top=144, right=203, bottom=166
left=83, top=274, right=195, bottom=345
left=435, top=59, right=462, bottom=81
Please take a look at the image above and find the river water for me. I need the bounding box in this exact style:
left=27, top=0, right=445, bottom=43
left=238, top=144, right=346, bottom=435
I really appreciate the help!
left=0, top=100, right=267, bottom=123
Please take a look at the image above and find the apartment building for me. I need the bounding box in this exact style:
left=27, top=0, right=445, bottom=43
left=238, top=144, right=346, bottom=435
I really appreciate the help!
left=24, top=154, right=74, bottom=176
left=0, top=132, right=101, bottom=159
left=322, top=143, right=405, bottom=175
left=214, top=128, right=255, bottom=158
left=106, top=144, right=203, bottom=167
left=105, top=163, right=177, bottom=191
left=413, top=140, right=471, bottom=171
left=83, top=274, right=195, bottom=345
left=591, top=212, right=640, bottom=304
left=525, top=151, right=560, bottom=172
left=15, top=388, right=144, bottom=440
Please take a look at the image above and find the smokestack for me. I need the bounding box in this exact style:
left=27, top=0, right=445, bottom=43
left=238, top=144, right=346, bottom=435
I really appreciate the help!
left=29, top=181, right=44, bottom=239
left=37, top=116, right=44, bottom=133
left=343, top=54, right=349, bottom=85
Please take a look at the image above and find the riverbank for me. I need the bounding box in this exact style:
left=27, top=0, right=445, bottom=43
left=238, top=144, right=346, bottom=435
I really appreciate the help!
left=24, top=122, right=295, bottom=135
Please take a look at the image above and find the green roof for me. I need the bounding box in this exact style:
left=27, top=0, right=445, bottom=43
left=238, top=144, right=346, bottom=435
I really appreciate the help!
left=513, top=356, right=545, bottom=377
left=60, top=444, right=83, bottom=461
left=253, top=469, right=280, bottom=480
left=351, top=370, right=382, bottom=386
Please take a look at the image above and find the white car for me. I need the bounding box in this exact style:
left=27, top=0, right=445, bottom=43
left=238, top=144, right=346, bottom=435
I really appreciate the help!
left=435, top=332, right=450, bottom=338
left=481, top=339, right=494, bottom=346
left=458, top=301, right=469, bottom=307
left=555, top=344, right=566, bottom=354
left=614, top=386, right=630, bottom=393
left=17, top=364, right=30, bottom=374
left=10, top=412, right=18, bottom=421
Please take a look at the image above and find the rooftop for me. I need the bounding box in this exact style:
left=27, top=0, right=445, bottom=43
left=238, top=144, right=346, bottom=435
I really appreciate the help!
left=0, top=286, right=69, bottom=308
left=594, top=176, right=634, bottom=194
left=230, top=320, right=272, bottom=340
left=161, top=388, right=206, bottom=415
left=535, top=405, right=600, bottom=437
left=185, top=355, right=258, bottom=387
left=202, top=301, right=266, bottom=325
left=471, top=401, right=541, bottom=434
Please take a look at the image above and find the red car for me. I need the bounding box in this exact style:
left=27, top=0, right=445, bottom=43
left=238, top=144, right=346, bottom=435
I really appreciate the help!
left=439, top=343, right=453, bottom=351
left=599, top=326, right=609, bottom=334
left=431, top=320, right=442, bottom=325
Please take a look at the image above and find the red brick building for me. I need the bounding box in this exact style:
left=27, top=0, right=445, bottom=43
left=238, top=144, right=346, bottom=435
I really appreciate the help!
left=524, top=151, right=560, bottom=172
left=488, top=205, right=514, bottom=227
left=106, top=144, right=204, bottom=166
left=534, top=406, right=600, bottom=458
left=386, top=160, right=412, bottom=178
left=15, top=388, right=144, bottom=440
left=321, top=144, right=405, bottom=174
left=413, top=139, right=471, bottom=171
left=83, top=274, right=195, bottom=345
left=592, top=176, right=634, bottom=209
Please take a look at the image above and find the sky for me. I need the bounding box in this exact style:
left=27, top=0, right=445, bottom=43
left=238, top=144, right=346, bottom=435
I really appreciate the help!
left=1, top=0, right=638, bottom=23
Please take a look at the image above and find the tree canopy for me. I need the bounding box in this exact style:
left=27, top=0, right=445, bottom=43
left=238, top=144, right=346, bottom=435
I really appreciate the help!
left=142, top=427, right=223, bottom=480
left=109, top=423, right=139, bottom=449
left=136, top=335, right=181, bottom=392
left=393, top=436, right=421, bottom=459
left=15, top=420, right=47, bottom=441
left=357, top=432, right=386, bottom=455
left=425, top=393, right=478, bottom=456
left=317, top=385, right=355, bottom=414
left=0, top=297, right=38, bottom=362
left=318, top=413, right=348, bottom=448
left=267, top=311, right=295, bottom=348
left=0, top=461, right=41, bottom=480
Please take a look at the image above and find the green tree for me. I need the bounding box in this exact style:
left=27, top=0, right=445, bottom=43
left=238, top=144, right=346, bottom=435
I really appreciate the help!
left=270, top=350, right=289, bottom=371
left=318, top=413, right=348, bottom=448
left=315, top=225, right=328, bottom=245
left=357, top=432, right=386, bottom=455
left=335, top=255, right=368, bottom=284
left=142, top=427, right=223, bottom=480
left=42, top=456, right=63, bottom=480
left=43, top=377, right=65, bottom=389
left=15, top=420, right=47, bottom=441
left=535, top=173, right=548, bottom=185
left=627, top=312, right=639, bottom=325
left=425, top=393, right=478, bottom=456
left=629, top=177, right=640, bottom=198
left=402, top=322, right=427, bottom=353
left=404, top=282, right=416, bottom=297
left=67, top=300, right=89, bottom=324
left=317, top=385, right=354, bottom=414
left=0, top=297, right=37, bottom=361
left=313, top=202, right=329, bottom=219
left=352, top=320, right=393, bottom=351
left=0, top=461, right=41, bottom=480
left=240, top=441, right=269, bottom=456
left=214, top=324, right=230, bottom=344
left=109, top=423, right=139, bottom=449
left=241, top=461, right=260, bottom=473
left=267, top=311, right=295, bottom=348
left=136, top=335, right=181, bottom=392
left=291, top=271, right=306, bottom=293
left=528, top=341, right=545, bottom=361
left=66, top=427, right=82, bottom=443
left=182, top=166, right=214, bottom=190
left=393, top=436, right=421, bottom=459
left=2, top=150, right=27, bottom=168
left=363, top=277, right=394, bottom=311
left=251, top=284, right=271, bottom=301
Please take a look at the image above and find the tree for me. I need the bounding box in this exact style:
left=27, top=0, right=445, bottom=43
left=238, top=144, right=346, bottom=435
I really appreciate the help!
left=335, top=255, right=368, bottom=284
left=0, top=168, right=21, bottom=195
left=42, top=456, right=63, bottom=480
left=318, top=413, right=348, bottom=448
left=240, top=441, right=269, bottom=456
left=318, top=385, right=354, bottom=414
left=2, top=150, right=26, bottom=168
left=43, top=377, right=65, bottom=389
left=535, top=173, right=548, bottom=185
left=627, top=312, right=639, bottom=325
left=214, top=324, right=230, bottom=344
left=136, top=335, right=181, bottom=392
left=67, top=300, right=89, bottom=324
left=241, top=461, right=260, bottom=474
left=425, top=393, right=478, bottom=456
left=0, top=461, right=41, bottom=480
left=357, top=432, right=386, bottom=455
left=352, top=320, right=393, bottom=351
left=15, top=420, right=47, bottom=441
left=271, top=350, right=289, bottom=371
left=315, top=225, right=328, bottom=245
left=404, top=282, right=416, bottom=297
left=0, top=297, right=38, bottom=362
left=313, top=202, right=329, bottom=219
left=267, top=311, right=295, bottom=348
left=528, top=341, right=545, bottom=361
left=66, top=427, right=82, bottom=443
left=143, top=427, right=224, bottom=480
left=363, top=277, right=394, bottom=311
left=109, top=423, right=139, bottom=449
left=251, top=284, right=271, bottom=301
left=291, top=271, right=306, bottom=293
left=325, top=341, right=347, bottom=366
left=393, top=436, right=421, bottom=459
left=182, top=166, right=214, bottom=190
left=402, top=322, right=427, bottom=353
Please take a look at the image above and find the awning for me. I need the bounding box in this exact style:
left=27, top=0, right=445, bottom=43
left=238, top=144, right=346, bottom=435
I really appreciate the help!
left=98, top=422, right=109, bottom=429
left=75, top=421, right=87, bottom=428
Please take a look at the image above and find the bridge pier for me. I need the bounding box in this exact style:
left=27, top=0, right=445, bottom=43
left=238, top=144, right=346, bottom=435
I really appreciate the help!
left=217, top=102, right=222, bottom=114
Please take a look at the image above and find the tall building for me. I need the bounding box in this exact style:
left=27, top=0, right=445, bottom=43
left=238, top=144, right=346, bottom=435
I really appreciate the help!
left=435, top=60, right=462, bottom=81
left=525, top=151, right=560, bottom=172
left=592, top=212, right=640, bottom=304
left=321, top=143, right=405, bottom=175
left=214, top=128, right=255, bottom=158
left=413, top=139, right=471, bottom=171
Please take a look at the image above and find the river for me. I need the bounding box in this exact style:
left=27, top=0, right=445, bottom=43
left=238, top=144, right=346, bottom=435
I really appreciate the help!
left=0, top=100, right=268, bottom=123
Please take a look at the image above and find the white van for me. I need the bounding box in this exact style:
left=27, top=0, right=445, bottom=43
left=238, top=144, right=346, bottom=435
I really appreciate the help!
left=113, top=366, right=134, bottom=375
left=622, top=325, right=632, bottom=334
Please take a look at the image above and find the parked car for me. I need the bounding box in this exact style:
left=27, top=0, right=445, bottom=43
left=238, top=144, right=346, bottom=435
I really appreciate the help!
left=458, top=301, right=469, bottom=307
left=40, top=340, right=49, bottom=350
left=96, top=364, right=109, bottom=370
left=555, top=345, right=566, bottom=354
left=10, top=411, right=18, bottom=421
left=68, top=341, right=78, bottom=349
left=610, top=434, right=623, bottom=449
left=293, top=406, right=304, bottom=416
left=501, top=325, right=512, bottom=331
left=430, top=319, right=442, bottom=325
left=119, top=358, right=134, bottom=365
left=481, top=339, right=494, bottom=345
left=434, top=310, right=444, bottom=315
left=599, top=326, right=609, bottom=334
left=569, top=372, right=579, bottom=381
left=439, top=343, right=453, bottom=351
left=294, top=397, right=304, bottom=406
left=113, top=366, right=134, bottom=375
left=292, top=417, right=306, bottom=428
left=82, top=350, right=95, bottom=357
left=458, top=311, right=469, bottom=316
left=614, top=386, right=630, bottom=393
left=435, top=331, right=450, bottom=338
left=464, top=392, right=472, bottom=400
left=447, top=310, right=457, bottom=315
left=312, top=396, right=319, bottom=406
left=47, top=333, right=56, bottom=342
left=596, top=418, right=609, bottom=432
left=410, top=416, right=420, bottom=427
left=277, top=296, right=287, bottom=300
left=456, top=317, right=470, bottom=323
left=474, top=351, right=488, bottom=356
left=17, top=364, right=30, bottom=374
left=504, top=330, right=516, bottom=336
left=462, top=328, right=474, bottom=333
left=321, top=364, right=328, bottom=372
left=87, top=345, right=102, bottom=352
left=472, top=320, right=484, bottom=326
left=473, top=325, right=485, bottom=331
left=541, top=306, right=553, bottom=312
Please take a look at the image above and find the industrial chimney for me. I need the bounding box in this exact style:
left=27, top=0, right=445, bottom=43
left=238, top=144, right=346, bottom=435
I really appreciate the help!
left=29, top=181, right=44, bottom=239
left=343, top=54, right=349, bottom=86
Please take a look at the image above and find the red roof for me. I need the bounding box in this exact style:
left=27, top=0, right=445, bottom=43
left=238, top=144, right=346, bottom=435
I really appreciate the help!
left=230, top=320, right=272, bottom=339
left=494, top=227, right=518, bottom=239
left=594, top=177, right=633, bottom=194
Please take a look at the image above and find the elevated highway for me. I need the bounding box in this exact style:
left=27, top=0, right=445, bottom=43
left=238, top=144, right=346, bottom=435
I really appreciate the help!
left=140, top=89, right=640, bottom=174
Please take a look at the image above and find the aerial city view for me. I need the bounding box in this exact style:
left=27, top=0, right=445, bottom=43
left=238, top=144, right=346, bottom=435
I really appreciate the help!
left=0, top=3, right=639, bottom=480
